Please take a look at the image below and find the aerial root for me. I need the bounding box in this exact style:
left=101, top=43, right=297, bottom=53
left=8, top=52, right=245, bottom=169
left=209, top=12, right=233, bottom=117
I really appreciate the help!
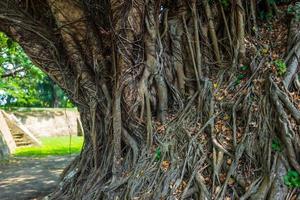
left=49, top=74, right=300, bottom=199
left=270, top=77, right=300, bottom=174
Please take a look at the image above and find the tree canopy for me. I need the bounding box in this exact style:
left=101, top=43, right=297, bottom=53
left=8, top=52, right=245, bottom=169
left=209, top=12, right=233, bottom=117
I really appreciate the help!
left=0, top=33, right=72, bottom=108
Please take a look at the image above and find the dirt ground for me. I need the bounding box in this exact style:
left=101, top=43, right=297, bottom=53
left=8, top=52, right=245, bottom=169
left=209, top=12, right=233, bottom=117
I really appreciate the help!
left=0, top=156, right=75, bottom=200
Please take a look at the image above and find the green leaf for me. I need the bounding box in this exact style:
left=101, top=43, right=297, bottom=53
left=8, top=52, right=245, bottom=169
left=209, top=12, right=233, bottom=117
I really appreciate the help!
left=220, top=0, right=230, bottom=8
left=274, top=59, right=286, bottom=76
left=271, top=138, right=282, bottom=152
left=240, top=65, right=249, bottom=71
left=237, top=74, right=246, bottom=80
left=155, top=147, right=161, bottom=161
left=284, top=170, right=300, bottom=188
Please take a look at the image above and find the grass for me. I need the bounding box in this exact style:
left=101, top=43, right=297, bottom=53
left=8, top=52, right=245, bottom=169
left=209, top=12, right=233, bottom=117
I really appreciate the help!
left=14, top=136, right=84, bottom=157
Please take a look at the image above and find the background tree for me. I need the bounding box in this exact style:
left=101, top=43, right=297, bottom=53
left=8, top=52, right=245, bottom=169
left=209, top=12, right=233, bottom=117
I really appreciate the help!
left=0, top=0, right=299, bottom=199
left=0, top=33, right=73, bottom=108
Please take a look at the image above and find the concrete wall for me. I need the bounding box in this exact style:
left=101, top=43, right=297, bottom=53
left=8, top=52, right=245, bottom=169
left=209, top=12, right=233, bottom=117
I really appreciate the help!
left=0, top=111, right=16, bottom=159
left=7, top=108, right=80, bottom=138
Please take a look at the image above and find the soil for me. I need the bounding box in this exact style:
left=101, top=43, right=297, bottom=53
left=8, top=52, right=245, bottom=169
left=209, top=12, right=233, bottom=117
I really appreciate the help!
left=0, top=155, right=75, bottom=200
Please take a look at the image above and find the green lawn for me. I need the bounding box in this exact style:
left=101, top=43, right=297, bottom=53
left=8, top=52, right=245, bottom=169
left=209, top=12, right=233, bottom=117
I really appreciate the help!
left=14, top=136, right=84, bottom=157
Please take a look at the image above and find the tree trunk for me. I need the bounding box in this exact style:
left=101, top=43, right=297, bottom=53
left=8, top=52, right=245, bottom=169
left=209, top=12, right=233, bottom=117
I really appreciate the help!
left=0, top=0, right=299, bottom=199
left=49, top=80, right=59, bottom=108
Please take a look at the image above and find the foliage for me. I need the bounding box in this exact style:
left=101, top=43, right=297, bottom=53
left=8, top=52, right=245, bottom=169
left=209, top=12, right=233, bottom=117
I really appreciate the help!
left=259, top=0, right=295, bottom=20
left=287, top=2, right=300, bottom=21
left=274, top=59, right=286, bottom=76
left=271, top=137, right=282, bottom=152
left=219, top=0, right=230, bottom=8
left=234, top=66, right=248, bottom=86
left=240, top=65, right=249, bottom=71
left=155, top=147, right=161, bottom=161
left=0, top=32, right=72, bottom=108
left=14, top=136, right=83, bottom=157
left=259, top=11, right=273, bottom=21
left=269, top=0, right=290, bottom=3
left=208, top=0, right=230, bottom=7
left=284, top=170, right=300, bottom=188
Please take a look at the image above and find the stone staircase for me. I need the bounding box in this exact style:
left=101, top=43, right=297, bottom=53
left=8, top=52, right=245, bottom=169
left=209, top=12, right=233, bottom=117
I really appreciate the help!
left=12, top=132, right=32, bottom=147
left=1, top=111, right=41, bottom=147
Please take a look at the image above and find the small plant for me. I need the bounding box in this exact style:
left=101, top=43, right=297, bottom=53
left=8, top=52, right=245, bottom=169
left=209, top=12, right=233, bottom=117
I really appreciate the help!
left=155, top=147, right=161, bottom=161
left=274, top=59, right=286, bottom=76
left=220, top=0, right=230, bottom=8
left=240, top=65, right=249, bottom=71
left=284, top=170, right=300, bottom=188
left=234, top=79, right=241, bottom=86
left=271, top=138, right=282, bottom=152
left=237, top=74, right=246, bottom=80
left=208, top=0, right=230, bottom=7
left=234, top=74, right=245, bottom=86
left=259, top=11, right=273, bottom=21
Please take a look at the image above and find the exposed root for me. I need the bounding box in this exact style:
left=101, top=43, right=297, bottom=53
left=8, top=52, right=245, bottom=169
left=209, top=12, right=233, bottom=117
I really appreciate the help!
left=49, top=66, right=300, bottom=199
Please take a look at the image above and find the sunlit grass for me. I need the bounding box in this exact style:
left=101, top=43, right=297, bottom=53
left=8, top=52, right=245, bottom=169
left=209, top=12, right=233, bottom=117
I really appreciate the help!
left=14, top=136, right=84, bottom=157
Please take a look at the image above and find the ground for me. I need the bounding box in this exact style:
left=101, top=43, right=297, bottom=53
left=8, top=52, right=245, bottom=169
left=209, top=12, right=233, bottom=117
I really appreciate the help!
left=0, top=155, right=74, bottom=200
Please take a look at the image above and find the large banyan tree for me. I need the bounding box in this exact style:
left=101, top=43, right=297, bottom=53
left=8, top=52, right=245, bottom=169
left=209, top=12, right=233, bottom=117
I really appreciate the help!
left=0, top=0, right=300, bottom=199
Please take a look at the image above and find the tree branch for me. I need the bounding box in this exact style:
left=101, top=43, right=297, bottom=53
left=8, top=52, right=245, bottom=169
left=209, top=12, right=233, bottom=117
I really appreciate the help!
left=1, top=67, right=24, bottom=78
left=0, top=1, right=87, bottom=105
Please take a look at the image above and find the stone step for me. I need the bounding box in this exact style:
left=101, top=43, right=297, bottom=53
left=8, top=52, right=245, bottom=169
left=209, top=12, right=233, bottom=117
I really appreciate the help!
left=14, top=138, right=26, bottom=142
left=13, top=135, right=23, bottom=139
left=12, top=133, right=24, bottom=137
left=16, top=141, right=31, bottom=146
left=12, top=132, right=32, bottom=147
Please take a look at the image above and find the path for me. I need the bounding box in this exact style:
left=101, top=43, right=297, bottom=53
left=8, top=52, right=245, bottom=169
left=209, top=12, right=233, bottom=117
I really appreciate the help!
left=0, top=156, right=75, bottom=200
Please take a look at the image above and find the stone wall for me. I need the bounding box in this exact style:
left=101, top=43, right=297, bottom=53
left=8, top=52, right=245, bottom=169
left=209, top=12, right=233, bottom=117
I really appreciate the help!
left=7, top=108, right=81, bottom=138
left=0, top=111, right=16, bottom=159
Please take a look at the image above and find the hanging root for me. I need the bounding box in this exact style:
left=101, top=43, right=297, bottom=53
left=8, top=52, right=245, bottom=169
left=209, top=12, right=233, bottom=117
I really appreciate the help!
left=283, top=15, right=300, bottom=89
